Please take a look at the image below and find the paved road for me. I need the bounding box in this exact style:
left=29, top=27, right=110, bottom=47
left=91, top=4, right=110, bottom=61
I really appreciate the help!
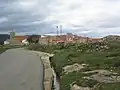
left=0, top=49, right=44, bottom=90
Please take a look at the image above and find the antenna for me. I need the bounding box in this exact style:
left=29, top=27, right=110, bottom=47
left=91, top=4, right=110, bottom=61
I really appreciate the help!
left=60, top=25, right=62, bottom=35
left=56, top=26, right=59, bottom=36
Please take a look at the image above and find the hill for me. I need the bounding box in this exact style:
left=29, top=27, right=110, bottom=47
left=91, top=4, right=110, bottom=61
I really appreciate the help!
left=103, top=35, right=120, bottom=41
left=0, top=34, right=10, bottom=45
left=28, top=36, right=120, bottom=90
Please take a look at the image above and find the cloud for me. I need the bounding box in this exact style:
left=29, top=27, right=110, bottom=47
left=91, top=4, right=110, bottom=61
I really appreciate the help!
left=0, top=0, right=53, bottom=34
left=46, top=0, right=120, bottom=37
left=0, top=0, right=120, bottom=37
left=0, top=17, right=8, bottom=24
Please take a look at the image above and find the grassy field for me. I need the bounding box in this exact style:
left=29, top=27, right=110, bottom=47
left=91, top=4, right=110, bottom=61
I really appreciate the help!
left=0, top=45, right=25, bottom=54
left=0, top=46, right=8, bottom=54
left=28, top=40, right=120, bottom=90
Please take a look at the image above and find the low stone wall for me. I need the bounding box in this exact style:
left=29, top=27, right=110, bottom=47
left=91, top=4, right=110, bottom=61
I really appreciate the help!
left=32, top=51, right=54, bottom=90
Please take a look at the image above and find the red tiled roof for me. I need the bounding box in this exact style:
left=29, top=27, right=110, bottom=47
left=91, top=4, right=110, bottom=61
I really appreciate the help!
left=15, top=36, right=28, bottom=41
left=90, top=38, right=102, bottom=41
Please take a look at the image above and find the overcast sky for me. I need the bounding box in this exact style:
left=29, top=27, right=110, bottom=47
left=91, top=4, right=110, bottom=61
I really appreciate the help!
left=0, top=0, right=120, bottom=37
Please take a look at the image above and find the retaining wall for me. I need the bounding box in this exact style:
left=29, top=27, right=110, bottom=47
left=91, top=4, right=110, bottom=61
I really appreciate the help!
left=32, top=51, right=54, bottom=90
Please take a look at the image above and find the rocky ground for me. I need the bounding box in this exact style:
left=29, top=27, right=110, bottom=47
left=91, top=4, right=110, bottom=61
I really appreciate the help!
left=28, top=38, right=120, bottom=90
left=62, top=63, right=120, bottom=90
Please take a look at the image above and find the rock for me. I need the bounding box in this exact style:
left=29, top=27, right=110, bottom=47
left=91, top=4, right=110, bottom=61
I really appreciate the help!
left=81, top=64, right=88, bottom=67
left=44, top=68, right=53, bottom=82
left=83, top=70, right=112, bottom=75
left=83, top=70, right=120, bottom=83
left=71, top=84, right=91, bottom=90
left=111, top=76, right=120, bottom=82
left=63, top=63, right=85, bottom=74
left=41, top=56, right=51, bottom=69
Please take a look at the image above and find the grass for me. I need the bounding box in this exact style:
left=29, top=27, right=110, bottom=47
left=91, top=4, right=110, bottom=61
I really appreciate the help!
left=96, top=83, right=120, bottom=90
left=0, top=46, right=9, bottom=54
left=60, top=71, right=101, bottom=90
left=28, top=40, right=120, bottom=90
left=60, top=72, right=85, bottom=90
left=75, top=79, right=98, bottom=88
left=0, top=45, right=25, bottom=54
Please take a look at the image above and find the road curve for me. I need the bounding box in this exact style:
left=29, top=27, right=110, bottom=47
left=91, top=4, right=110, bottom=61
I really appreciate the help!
left=0, top=49, right=44, bottom=90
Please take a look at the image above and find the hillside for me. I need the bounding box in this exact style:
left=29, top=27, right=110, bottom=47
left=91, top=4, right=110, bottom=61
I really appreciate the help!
left=28, top=37, right=120, bottom=90
left=0, top=34, right=10, bottom=45
left=103, top=35, right=120, bottom=41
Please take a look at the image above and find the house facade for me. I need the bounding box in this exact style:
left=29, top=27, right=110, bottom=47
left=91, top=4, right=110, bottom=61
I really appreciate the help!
left=39, top=34, right=102, bottom=45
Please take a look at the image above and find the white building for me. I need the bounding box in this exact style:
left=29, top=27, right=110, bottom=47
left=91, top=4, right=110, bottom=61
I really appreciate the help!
left=22, top=39, right=29, bottom=45
left=4, top=40, right=10, bottom=45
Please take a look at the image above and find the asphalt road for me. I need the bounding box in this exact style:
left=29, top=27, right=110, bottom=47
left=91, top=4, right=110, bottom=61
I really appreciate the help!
left=0, top=49, right=44, bottom=90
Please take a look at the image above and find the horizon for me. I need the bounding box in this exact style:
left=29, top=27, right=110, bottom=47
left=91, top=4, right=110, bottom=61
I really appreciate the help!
left=1, top=33, right=120, bottom=39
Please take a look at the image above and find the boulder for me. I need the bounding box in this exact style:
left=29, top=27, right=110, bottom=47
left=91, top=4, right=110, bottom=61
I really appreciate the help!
left=71, top=84, right=91, bottom=90
left=63, top=63, right=85, bottom=74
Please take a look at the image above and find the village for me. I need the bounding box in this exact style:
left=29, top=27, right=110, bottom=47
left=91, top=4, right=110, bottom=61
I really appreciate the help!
left=1, top=30, right=104, bottom=46
left=0, top=0, right=120, bottom=90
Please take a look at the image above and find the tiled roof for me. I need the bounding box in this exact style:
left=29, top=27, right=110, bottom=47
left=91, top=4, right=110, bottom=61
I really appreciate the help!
left=15, top=36, right=28, bottom=41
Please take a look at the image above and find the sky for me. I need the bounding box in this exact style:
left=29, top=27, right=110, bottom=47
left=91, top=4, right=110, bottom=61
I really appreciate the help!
left=0, top=0, right=120, bottom=37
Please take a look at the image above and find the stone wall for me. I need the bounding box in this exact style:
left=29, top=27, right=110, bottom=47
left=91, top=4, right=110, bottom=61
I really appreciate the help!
left=32, top=51, right=54, bottom=90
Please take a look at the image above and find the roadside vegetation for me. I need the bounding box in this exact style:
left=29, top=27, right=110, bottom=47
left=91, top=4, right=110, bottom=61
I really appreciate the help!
left=28, top=37, right=120, bottom=90
left=0, top=45, right=8, bottom=54
left=0, top=45, right=25, bottom=54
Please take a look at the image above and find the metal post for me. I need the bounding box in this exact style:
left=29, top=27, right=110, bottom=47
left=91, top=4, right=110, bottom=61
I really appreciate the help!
left=56, top=26, right=59, bottom=36
left=60, top=25, right=62, bottom=35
